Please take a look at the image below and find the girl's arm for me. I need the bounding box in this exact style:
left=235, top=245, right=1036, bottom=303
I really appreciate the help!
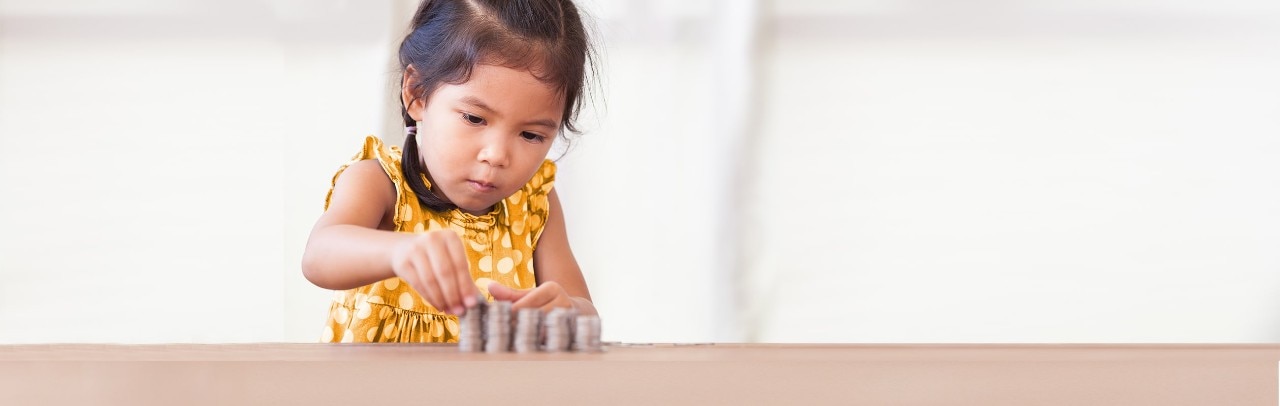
left=301, top=159, right=486, bottom=314
left=301, top=160, right=408, bottom=290
left=491, top=189, right=597, bottom=315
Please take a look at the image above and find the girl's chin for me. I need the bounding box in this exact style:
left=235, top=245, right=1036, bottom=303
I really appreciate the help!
left=435, top=188, right=495, bottom=214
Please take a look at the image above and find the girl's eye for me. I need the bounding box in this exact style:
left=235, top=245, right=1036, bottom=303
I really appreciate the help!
left=521, top=131, right=547, bottom=143
left=462, top=112, right=485, bottom=125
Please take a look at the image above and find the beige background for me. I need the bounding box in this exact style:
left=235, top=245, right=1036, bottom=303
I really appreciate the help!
left=1, top=0, right=1278, bottom=344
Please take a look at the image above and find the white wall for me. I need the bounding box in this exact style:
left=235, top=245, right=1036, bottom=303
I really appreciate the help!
left=1, top=0, right=1277, bottom=344
left=0, top=1, right=400, bottom=343
left=750, top=11, right=1280, bottom=342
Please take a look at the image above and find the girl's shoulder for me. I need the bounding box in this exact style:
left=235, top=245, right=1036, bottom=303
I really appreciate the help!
left=324, top=136, right=405, bottom=212
left=350, top=135, right=404, bottom=181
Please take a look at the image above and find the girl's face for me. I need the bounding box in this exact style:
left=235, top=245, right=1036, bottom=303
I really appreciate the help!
left=405, top=64, right=564, bottom=215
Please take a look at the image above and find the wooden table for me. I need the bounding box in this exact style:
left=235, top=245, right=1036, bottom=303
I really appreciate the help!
left=2, top=343, right=1277, bottom=405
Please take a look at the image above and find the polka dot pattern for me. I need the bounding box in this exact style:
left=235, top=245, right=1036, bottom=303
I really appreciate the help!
left=333, top=306, right=350, bottom=325
left=318, top=136, right=554, bottom=343
left=474, top=277, right=498, bottom=297
left=354, top=300, right=372, bottom=320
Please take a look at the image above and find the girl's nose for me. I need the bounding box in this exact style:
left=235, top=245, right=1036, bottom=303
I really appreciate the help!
left=477, top=136, right=509, bottom=168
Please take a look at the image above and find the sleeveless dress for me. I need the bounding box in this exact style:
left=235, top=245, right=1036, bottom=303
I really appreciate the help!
left=319, top=136, right=555, bottom=343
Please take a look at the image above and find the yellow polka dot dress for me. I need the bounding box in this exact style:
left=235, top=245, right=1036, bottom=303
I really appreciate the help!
left=319, top=136, right=555, bottom=343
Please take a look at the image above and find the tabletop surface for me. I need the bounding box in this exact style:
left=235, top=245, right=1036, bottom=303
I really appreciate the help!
left=3, top=343, right=1278, bottom=405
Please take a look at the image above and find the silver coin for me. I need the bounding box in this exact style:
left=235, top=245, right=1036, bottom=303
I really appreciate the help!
left=457, top=295, right=488, bottom=352
left=485, top=301, right=513, bottom=353
left=514, top=308, right=542, bottom=353
left=543, top=308, right=572, bottom=352
left=572, top=315, right=602, bottom=353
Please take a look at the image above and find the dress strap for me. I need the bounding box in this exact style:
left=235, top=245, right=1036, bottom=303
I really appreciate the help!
left=518, top=160, right=557, bottom=249
left=323, top=136, right=419, bottom=230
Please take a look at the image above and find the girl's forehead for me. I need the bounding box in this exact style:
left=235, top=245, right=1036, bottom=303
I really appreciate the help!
left=445, top=68, right=560, bottom=102
left=435, top=64, right=565, bottom=118
left=464, top=64, right=557, bottom=90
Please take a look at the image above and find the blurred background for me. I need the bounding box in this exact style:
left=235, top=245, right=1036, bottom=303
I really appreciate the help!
left=1, top=0, right=1278, bottom=344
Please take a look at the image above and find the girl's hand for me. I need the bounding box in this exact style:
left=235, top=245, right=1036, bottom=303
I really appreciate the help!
left=487, top=281, right=576, bottom=313
left=388, top=230, right=479, bottom=316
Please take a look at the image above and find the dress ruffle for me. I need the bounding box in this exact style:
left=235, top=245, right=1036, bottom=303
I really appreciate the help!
left=322, top=291, right=461, bottom=343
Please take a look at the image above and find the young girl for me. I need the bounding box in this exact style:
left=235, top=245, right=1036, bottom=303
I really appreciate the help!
left=302, top=0, right=596, bottom=343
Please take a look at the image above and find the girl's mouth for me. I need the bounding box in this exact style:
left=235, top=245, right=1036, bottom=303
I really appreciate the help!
left=467, top=179, right=497, bottom=193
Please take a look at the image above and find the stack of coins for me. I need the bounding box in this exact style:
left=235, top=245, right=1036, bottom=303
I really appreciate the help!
left=484, top=300, right=512, bottom=353
left=542, top=308, right=571, bottom=352
left=457, top=295, right=487, bottom=352
left=565, top=308, right=579, bottom=347
left=513, top=308, right=542, bottom=353
left=572, top=315, right=602, bottom=353
left=457, top=295, right=605, bottom=354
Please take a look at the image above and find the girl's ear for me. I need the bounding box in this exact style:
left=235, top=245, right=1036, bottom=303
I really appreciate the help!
left=402, top=65, right=425, bottom=122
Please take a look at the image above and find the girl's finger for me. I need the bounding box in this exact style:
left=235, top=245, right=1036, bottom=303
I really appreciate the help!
left=441, top=233, right=477, bottom=308
left=426, top=239, right=462, bottom=315
left=512, top=283, right=555, bottom=310
left=488, top=282, right=530, bottom=303
left=390, top=255, right=419, bottom=293
left=409, top=251, right=446, bottom=313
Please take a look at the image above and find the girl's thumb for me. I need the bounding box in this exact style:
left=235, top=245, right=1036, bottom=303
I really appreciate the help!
left=487, top=282, right=523, bottom=301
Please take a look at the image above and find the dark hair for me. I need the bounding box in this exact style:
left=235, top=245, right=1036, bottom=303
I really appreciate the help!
left=398, top=0, right=595, bottom=212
